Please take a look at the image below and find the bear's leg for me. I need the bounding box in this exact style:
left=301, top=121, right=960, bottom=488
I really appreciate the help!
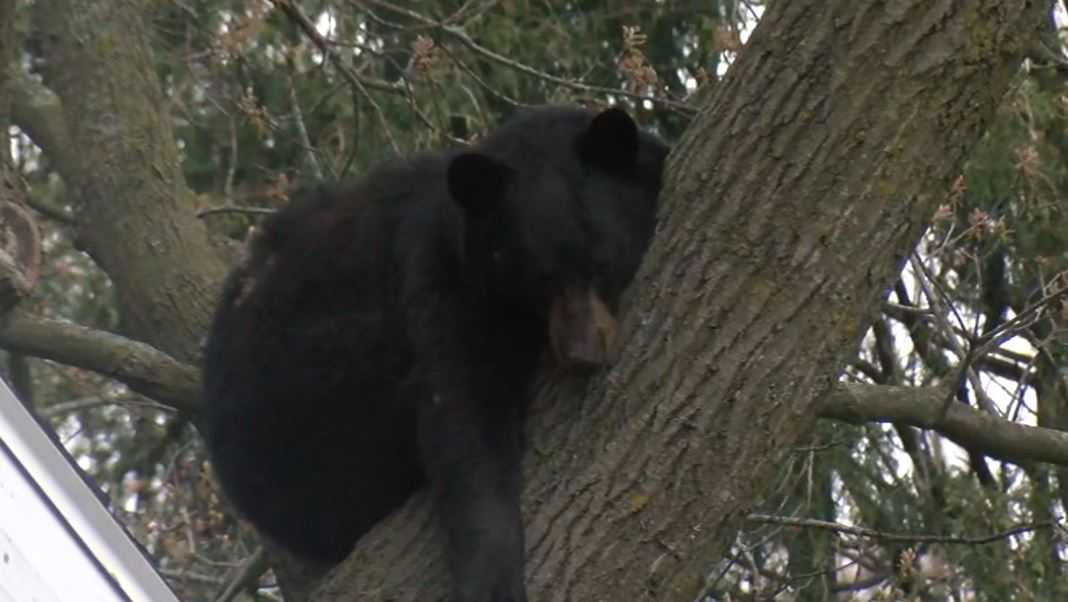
left=418, top=395, right=528, bottom=602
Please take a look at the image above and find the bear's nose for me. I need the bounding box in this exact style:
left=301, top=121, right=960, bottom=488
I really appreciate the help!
left=548, top=286, right=620, bottom=368
left=563, top=335, right=610, bottom=367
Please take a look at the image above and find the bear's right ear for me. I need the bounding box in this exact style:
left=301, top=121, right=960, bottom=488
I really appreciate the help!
left=447, top=152, right=513, bottom=217
left=577, top=107, right=639, bottom=173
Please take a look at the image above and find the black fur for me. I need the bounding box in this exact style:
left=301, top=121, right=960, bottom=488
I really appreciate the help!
left=201, top=106, right=668, bottom=601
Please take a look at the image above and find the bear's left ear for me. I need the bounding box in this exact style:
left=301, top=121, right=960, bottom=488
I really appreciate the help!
left=577, top=107, right=639, bottom=172
left=447, top=152, right=513, bottom=217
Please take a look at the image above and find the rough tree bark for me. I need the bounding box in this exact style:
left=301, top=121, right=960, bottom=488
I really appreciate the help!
left=314, top=2, right=1051, bottom=601
left=32, top=0, right=229, bottom=361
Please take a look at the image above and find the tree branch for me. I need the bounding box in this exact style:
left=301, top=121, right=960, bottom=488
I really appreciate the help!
left=34, top=0, right=230, bottom=362
left=821, top=383, right=1068, bottom=467
left=748, top=513, right=1053, bottom=545
left=0, top=310, right=200, bottom=414
left=9, top=69, right=76, bottom=173
left=358, top=0, right=696, bottom=115
left=213, top=547, right=270, bottom=602
left=5, top=321, right=1059, bottom=476
left=37, top=395, right=175, bottom=418
left=270, top=0, right=405, bottom=96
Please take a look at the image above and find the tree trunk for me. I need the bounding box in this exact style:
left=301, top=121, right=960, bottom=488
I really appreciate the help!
left=32, top=0, right=228, bottom=361
left=315, top=2, right=1050, bottom=601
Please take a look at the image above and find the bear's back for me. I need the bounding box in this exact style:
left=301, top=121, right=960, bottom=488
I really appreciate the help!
left=200, top=153, right=460, bottom=562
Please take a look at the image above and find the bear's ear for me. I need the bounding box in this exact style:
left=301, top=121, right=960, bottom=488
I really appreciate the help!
left=447, top=152, right=513, bottom=216
left=577, top=107, right=639, bottom=172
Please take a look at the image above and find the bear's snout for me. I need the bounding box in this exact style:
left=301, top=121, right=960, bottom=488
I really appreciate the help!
left=548, top=286, right=620, bottom=368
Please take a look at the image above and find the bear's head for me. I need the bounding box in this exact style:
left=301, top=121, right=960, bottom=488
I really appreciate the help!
left=446, top=107, right=668, bottom=369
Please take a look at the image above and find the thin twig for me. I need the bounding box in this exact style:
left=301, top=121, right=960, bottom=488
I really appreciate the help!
left=286, top=54, right=325, bottom=180
left=40, top=396, right=176, bottom=418
left=270, top=0, right=404, bottom=95
left=360, top=0, right=696, bottom=115
left=747, top=514, right=1054, bottom=545
left=196, top=206, right=276, bottom=218
left=909, top=253, right=989, bottom=418
left=213, top=547, right=270, bottom=602
left=272, top=0, right=403, bottom=154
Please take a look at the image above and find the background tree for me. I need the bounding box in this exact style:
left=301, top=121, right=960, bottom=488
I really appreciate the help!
left=0, top=1, right=1065, bottom=601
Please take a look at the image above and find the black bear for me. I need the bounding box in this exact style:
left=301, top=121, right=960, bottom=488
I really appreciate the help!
left=201, top=106, right=668, bottom=601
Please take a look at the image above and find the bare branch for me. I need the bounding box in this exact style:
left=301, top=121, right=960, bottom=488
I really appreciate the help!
left=197, top=205, right=276, bottom=219
left=747, top=513, right=1054, bottom=545
left=358, top=0, right=696, bottom=115
left=272, top=0, right=403, bottom=153
left=270, top=0, right=405, bottom=96
left=38, top=395, right=175, bottom=418
left=286, top=54, right=326, bottom=180
left=821, top=383, right=1068, bottom=467
left=213, top=547, right=269, bottom=602
left=9, top=69, right=77, bottom=173
left=0, top=310, right=200, bottom=414
left=437, top=24, right=695, bottom=115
